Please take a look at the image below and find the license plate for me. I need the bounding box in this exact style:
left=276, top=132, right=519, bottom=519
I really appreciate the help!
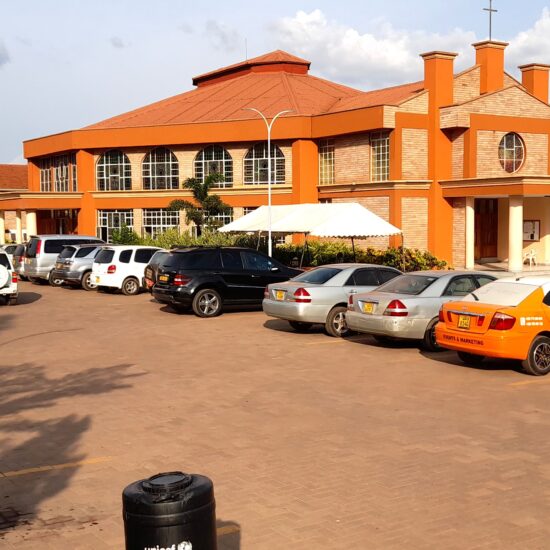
left=56, top=263, right=63, bottom=269
left=95, top=276, right=100, bottom=283
left=362, top=302, right=375, bottom=314
left=458, top=315, right=471, bottom=329
left=275, top=290, right=285, bottom=301
left=159, top=275, right=169, bottom=282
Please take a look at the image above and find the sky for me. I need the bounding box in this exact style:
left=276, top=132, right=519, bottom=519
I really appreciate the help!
left=2, top=0, right=550, bottom=163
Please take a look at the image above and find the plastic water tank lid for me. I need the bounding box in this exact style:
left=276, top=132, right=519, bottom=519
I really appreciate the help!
left=142, top=472, right=192, bottom=495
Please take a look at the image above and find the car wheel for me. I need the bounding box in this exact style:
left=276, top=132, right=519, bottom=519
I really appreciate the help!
left=421, top=318, right=441, bottom=352
left=325, top=306, right=350, bottom=337
left=457, top=351, right=485, bottom=366
left=522, top=335, right=550, bottom=376
left=48, top=271, right=64, bottom=287
left=192, top=288, right=222, bottom=317
left=121, top=277, right=140, bottom=296
left=288, top=321, right=313, bottom=332
left=81, top=271, right=97, bottom=291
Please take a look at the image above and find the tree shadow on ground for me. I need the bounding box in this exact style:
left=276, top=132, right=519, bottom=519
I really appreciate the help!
left=0, top=362, right=145, bottom=536
left=217, top=519, right=241, bottom=550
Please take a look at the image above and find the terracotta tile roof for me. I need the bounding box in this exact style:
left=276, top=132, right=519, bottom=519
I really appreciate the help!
left=0, top=164, right=28, bottom=190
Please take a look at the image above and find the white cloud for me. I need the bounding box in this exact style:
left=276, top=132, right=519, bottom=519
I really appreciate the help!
left=205, top=20, right=241, bottom=52
left=110, top=36, right=126, bottom=49
left=507, top=7, right=550, bottom=68
left=0, top=40, right=10, bottom=68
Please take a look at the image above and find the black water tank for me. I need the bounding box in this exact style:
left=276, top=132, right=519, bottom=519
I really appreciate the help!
left=123, top=471, right=217, bottom=550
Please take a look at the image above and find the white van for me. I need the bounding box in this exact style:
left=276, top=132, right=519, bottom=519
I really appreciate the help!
left=92, top=246, right=161, bottom=295
left=0, top=250, right=18, bottom=305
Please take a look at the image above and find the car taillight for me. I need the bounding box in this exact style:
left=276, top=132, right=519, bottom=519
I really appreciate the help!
left=384, top=299, right=408, bottom=317
left=107, top=264, right=116, bottom=274
left=477, top=315, right=485, bottom=327
left=348, top=294, right=354, bottom=310
left=36, top=240, right=41, bottom=256
left=12, top=273, right=17, bottom=283
left=438, top=307, right=444, bottom=322
left=174, top=274, right=192, bottom=286
left=489, top=312, right=515, bottom=330
left=264, top=286, right=269, bottom=298
left=293, top=288, right=311, bottom=303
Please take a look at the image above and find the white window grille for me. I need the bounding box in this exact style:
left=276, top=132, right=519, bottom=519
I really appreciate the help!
left=39, top=154, right=77, bottom=192
left=194, top=145, right=233, bottom=187
left=319, top=139, right=335, bottom=185
left=243, top=143, right=285, bottom=185
left=39, top=158, right=52, bottom=192
left=142, top=208, right=181, bottom=237
left=143, top=148, right=179, bottom=190
left=371, top=132, right=390, bottom=182
left=97, top=150, right=132, bottom=191
left=243, top=207, right=257, bottom=215
left=97, top=209, right=134, bottom=243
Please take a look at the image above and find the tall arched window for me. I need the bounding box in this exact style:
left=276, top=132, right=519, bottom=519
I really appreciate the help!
left=243, top=143, right=285, bottom=185
left=194, top=145, right=233, bottom=187
left=96, top=150, right=132, bottom=191
left=143, top=147, right=179, bottom=190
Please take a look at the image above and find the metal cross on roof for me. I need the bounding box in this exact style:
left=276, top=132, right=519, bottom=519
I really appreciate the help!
left=483, top=0, right=498, bottom=40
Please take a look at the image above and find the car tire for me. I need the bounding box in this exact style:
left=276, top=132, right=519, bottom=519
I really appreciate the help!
left=457, top=351, right=485, bottom=366
left=48, top=271, right=64, bottom=287
left=522, top=335, right=550, bottom=376
left=121, top=277, right=140, bottom=296
left=192, top=288, right=222, bottom=317
left=81, top=271, right=97, bottom=292
left=421, top=318, right=441, bottom=352
left=288, top=321, right=313, bottom=332
left=325, top=306, right=350, bottom=338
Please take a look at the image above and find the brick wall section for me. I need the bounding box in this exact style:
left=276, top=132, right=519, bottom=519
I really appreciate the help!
left=452, top=198, right=466, bottom=268
left=477, top=131, right=548, bottom=177
left=332, top=196, right=389, bottom=249
left=334, top=134, right=370, bottom=184
left=402, top=129, right=428, bottom=179
left=3, top=211, right=27, bottom=237
left=452, top=130, right=465, bottom=180
left=401, top=197, right=428, bottom=251
left=453, top=67, right=480, bottom=104
left=132, top=208, right=143, bottom=235
left=399, top=91, right=429, bottom=114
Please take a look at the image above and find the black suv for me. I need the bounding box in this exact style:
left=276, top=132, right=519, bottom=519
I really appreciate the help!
left=153, top=247, right=302, bottom=317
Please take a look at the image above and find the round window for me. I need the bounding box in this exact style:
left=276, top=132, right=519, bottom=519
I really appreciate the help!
left=498, top=133, right=525, bottom=173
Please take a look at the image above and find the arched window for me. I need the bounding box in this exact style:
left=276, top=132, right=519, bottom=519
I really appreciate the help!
left=194, top=145, right=233, bottom=187
left=499, top=133, right=525, bottom=173
left=97, top=150, right=132, bottom=191
left=243, top=143, right=285, bottom=185
left=143, top=147, right=179, bottom=190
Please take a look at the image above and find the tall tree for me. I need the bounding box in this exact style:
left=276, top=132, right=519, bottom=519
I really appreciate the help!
left=168, top=173, right=232, bottom=236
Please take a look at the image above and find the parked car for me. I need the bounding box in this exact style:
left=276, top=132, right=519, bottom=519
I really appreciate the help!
left=0, top=250, right=18, bottom=305
left=436, top=275, right=550, bottom=375
left=92, top=245, right=161, bottom=295
left=263, top=263, right=401, bottom=337
left=153, top=247, right=302, bottom=317
left=144, top=249, right=169, bottom=291
left=0, top=244, right=18, bottom=264
left=11, top=243, right=27, bottom=280
left=25, top=235, right=104, bottom=286
left=346, top=271, right=497, bottom=351
left=51, top=243, right=106, bottom=291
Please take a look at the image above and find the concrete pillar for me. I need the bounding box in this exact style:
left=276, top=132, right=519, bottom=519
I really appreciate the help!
left=0, top=211, right=5, bottom=245
left=15, top=210, right=23, bottom=244
left=26, top=210, right=37, bottom=238
left=465, top=197, right=475, bottom=269
left=508, top=196, right=524, bottom=272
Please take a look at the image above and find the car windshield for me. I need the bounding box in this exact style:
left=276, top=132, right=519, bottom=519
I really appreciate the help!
left=291, top=267, right=342, bottom=284
left=59, top=246, right=76, bottom=259
left=95, top=249, right=115, bottom=264
left=377, top=274, right=438, bottom=295
left=463, top=281, right=537, bottom=306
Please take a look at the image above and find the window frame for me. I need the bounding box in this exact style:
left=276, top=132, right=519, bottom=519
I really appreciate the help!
left=319, top=139, right=335, bottom=185
left=243, top=142, right=285, bottom=185
left=96, top=150, right=132, bottom=191
left=194, top=145, right=233, bottom=187
left=498, top=132, right=525, bottom=173
left=370, top=131, right=390, bottom=182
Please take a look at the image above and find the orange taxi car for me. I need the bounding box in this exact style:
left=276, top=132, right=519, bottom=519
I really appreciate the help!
left=435, top=276, right=550, bottom=375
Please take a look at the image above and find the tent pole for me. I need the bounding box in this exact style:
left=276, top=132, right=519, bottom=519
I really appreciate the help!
left=300, top=234, right=308, bottom=268
left=351, top=237, right=356, bottom=261
left=257, top=231, right=262, bottom=250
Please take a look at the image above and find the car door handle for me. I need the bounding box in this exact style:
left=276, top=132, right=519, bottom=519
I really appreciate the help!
left=251, top=274, right=260, bottom=278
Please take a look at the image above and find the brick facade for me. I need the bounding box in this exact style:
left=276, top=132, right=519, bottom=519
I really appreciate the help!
left=451, top=130, right=465, bottom=180
left=402, top=129, right=428, bottom=179
left=452, top=198, right=466, bottom=268
left=334, top=134, right=370, bottom=184
left=399, top=91, right=429, bottom=114
left=453, top=66, right=481, bottom=104
left=401, top=197, right=428, bottom=251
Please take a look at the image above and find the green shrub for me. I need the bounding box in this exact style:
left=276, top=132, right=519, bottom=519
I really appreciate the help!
left=110, top=224, right=141, bottom=245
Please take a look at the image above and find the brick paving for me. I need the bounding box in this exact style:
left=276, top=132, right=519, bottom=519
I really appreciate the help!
left=1, top=282, right=550, bottom=549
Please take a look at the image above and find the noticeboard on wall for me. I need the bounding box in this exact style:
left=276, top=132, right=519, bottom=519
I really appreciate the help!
left=523, top=220, right=540, bottom=242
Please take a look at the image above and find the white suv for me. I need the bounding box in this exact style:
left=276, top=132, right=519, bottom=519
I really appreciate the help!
left=92, top=246, right=161, bottom=295
left=0, top=250, right=18, bottom=305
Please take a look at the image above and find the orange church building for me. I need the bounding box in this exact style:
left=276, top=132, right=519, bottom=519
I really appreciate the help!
left=2, top=40, right=550, bottom=270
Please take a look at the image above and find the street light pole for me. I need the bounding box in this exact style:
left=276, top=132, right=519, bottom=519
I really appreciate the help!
left=244, top=108, right=293, bottom=257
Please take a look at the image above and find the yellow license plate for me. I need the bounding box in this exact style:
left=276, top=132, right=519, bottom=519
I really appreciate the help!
left=362, top=302, right=375, bottom=314
left=159, top=275, right=169, bottom=282
left=95, top=276, right=100, bottom=283
left=275, top=290, right=285, bottom=301
left=458, top=315, right=471, bottom=329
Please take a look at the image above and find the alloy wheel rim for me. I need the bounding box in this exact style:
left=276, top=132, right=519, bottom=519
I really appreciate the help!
left=85, top=274, right=97, bottom=288
left=126, top=280, right=138, bottom=293
left=333, top=312, right=348, bottom=335
left=199, top=293, right=219, bottom=315
left=534, top=342, right=550, bottom=370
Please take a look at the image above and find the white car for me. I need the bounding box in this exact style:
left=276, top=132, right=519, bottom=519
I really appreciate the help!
left=92, top=245, right=161, bottom=295
left=0, top=250, right=18, bottom=305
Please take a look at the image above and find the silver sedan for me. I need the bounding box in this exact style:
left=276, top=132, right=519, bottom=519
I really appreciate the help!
left=263, top=263, right=401, bottom=337
left=346, top=270, right=496, bottom=350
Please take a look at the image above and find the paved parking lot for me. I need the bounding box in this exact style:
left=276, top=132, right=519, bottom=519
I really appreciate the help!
left=1, top=281, right=550, bottom=549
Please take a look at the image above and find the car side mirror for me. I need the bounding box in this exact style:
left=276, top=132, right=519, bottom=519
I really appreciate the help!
left=271, top=266, right=280, bottom=272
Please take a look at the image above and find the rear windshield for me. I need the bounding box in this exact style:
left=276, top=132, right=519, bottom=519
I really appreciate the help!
left=26, top=238, right=39, bottom=258
left=27, top=238, right=102, bottom=257
left=75, top=247, right=98, bottom=258
left=163, top=250, right=222, bottom=270
left=377, top=274, right=438, bottom=295
left=59, top=246, right=77, bottom=259
left=0, top=254, right=10, bottom=269
left=14, top=245, right=25, bottom=256
left=149, top=251, right=169, bottom=265
left=463, top=281, right=537, bottom=307
left=95, top=249, right=115, bottom=264
left=292, top=267, right=342, bottom=284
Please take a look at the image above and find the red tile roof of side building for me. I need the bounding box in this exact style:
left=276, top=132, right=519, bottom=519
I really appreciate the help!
left=0, top=164, right=28, bottom=190
left=84, top=50, right=424, bottom=131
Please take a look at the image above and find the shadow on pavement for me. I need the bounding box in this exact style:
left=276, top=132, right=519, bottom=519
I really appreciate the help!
left=158, top=304, right=262, bottom=316
left=0, top=362, right=145, bottom=534
left=217, top=519, right=241, bottom=550
left=13, top=291, right=42, bottom=305
left=420, top=349, right=524, bottom=373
